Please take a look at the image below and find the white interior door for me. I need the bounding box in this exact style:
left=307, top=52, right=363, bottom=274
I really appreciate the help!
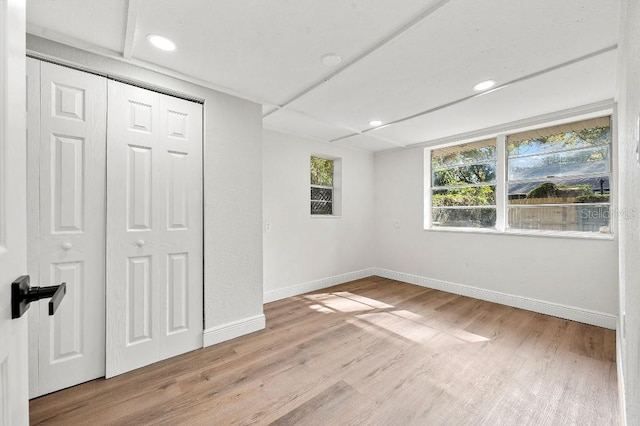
left=106, top=80, right=203, bottom=377
left=0, top=0, right=29, bottom=424
left=26, top=59, right=107, bottom=398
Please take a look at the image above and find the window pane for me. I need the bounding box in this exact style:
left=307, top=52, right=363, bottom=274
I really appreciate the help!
left=432, top=186, right=496, bottom=207
left=311, top=201, right=332, bottom=215
left=310, top=157, right=334, bottom=186
left=311, top=187, right=333, bottom=201
left=508, top=120, right=610, bottom=156
left=508, top=176, right=610, bottom=204
left=509, top=205, right=610, bottom=233
left=433, top=164, right=496, bottom=187
left=506, top=118, right=611, bottom=233
left=432, top=139, right=496, bottom=169
left=430, top=139, right=497, bottom=229
left=432, top=208, right=496, bottom=228
left=508, top=145, right=609, bottom=181
left=311, top=187, right=333, bottom=215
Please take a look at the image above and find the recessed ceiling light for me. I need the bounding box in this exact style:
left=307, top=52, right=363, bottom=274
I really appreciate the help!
left=369, top=120, right=383, bottom=127
left=473, top=80, right=496, bottom=91
left=321, top=53, right=342, bottom=66
left=147, top=34, right=176, bottom=51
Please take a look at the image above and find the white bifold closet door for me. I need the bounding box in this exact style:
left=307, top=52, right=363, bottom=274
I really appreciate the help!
left=26, top=59, right=107, bottom=398
left=105, top=80, right=203, bottom=377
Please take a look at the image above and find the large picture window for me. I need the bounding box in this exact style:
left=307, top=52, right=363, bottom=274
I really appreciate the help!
left=426, top=115, right=613, bottom=237
left=431, top=139, right=497, bottom=228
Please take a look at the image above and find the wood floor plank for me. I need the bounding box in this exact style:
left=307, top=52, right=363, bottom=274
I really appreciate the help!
left=269, top=380, right=376, bottom=426
left=30, top=277, right=618, bottom=425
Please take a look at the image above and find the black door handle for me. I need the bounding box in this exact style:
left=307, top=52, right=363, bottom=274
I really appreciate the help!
left=11, top=275, right=67, bottom=319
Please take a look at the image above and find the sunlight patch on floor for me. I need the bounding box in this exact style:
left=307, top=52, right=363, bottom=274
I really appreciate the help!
left=304, top=291, right=490, bottom=345
left=446, top=328, right=491, bottom=343
left=309, top=304, right=336, bottom=314
left=354, top=309, right=490, bottom=346
left=332, top=292, right=394, bottom=309
left=303, top=292, right=390, bottom=313
left=356, top=311, right=440, bottom=343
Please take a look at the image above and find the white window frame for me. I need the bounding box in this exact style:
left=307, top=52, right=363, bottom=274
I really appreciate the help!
left=426, top=139, right=499, bottom=230
left=310, top=154, right=342, bottom=217
left=424, top=112, right=615, bottom=239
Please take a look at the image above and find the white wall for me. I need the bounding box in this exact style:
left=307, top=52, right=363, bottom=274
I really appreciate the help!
left=204, top=93, right=263, bottom=333
left=374, top=147, right=618, bottom=319
left=26, top=35, right=265, bottom=343
left=263, top=130, right=375, bottom=302
left=617, top=0, right=640, bottom=423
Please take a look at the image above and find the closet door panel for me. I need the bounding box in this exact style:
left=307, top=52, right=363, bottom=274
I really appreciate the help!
left=159, top=95, right=203, bottom=360
left=106, top=81, right=160, bottom=377
left=106, top=81, right=203, bottom=377
left=28, top=61, right=107, bottom=397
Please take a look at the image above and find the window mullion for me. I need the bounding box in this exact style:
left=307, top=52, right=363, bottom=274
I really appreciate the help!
left=496, top=134, right=507, bottom=231
left=424, top=149, right=433, bottom=229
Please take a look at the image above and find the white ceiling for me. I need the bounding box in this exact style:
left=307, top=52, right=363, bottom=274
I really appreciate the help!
left=26, top=0, right=620, bottom=152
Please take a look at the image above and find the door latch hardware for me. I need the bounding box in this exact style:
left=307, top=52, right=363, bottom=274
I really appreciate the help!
left=11, top=275, right=66, bottom=319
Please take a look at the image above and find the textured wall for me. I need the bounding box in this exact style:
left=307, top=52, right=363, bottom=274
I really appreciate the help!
left=262, top=129, right=375, bottom=300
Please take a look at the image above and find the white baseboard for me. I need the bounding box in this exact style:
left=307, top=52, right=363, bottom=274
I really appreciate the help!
left=203, top=314, right=266, bottom=347
left=373, top=268, right=617, bottom=329
left=261, top=267, right=616, bottom=329
left=263, top=268, right=376, bottom=303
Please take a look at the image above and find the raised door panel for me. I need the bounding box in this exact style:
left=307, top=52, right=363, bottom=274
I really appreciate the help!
left=30, top=61, right=107, bottom=397
left=167, top=252, right=188, bottom=334
left=126, top=256, right=153, bottom=345
left=128, top=145, right=153, bottom=230
left=167, top=151, right=188, bottom=230
left=52, top=134, right=84, bottom=233
left=47, top=262, right=83, bottom=362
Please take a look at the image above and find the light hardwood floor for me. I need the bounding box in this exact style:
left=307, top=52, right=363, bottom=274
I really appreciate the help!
left=30, top=277, right=618, bottom=425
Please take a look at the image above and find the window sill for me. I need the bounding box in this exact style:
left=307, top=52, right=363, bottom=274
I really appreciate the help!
left=311, top=215, right=342, bottom=219
left=424, top=226, right=615, bottom=241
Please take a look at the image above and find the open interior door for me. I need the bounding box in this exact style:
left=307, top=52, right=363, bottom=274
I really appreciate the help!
left=0, top=0, right=29, bottom=424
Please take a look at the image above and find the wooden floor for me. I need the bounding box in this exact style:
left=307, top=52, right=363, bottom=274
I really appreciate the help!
left=30, top=277, right=618, bottom=425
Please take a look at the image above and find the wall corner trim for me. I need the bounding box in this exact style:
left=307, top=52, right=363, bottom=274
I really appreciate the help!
left=203, top=314, right=266, bottom=347
left=263, top=268, right=376, bottom=303
left=372, top=268, right=617, bottom=330
left=617, top=324, right=628, bottom=425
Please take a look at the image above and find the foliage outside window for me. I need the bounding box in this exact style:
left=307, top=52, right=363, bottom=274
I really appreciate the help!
left=507, top=117, right=611, bottom=233
left=310, top=156, right=334, bottom=215
left=431, top=139, right=497, bottom=228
